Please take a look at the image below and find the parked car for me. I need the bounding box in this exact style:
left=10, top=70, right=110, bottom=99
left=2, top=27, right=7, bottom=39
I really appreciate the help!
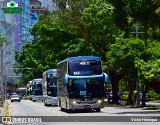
left=11, top=95, right=21, bottom=102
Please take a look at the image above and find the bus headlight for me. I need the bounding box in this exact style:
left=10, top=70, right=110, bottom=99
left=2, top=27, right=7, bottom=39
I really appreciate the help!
left=97, top=100, right=102, bottom=103
left=72, top=100, right=76, bottom=104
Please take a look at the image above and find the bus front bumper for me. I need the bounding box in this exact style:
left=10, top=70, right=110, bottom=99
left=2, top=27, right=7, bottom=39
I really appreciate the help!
left=32, top=96, right=43, bottom=101
left=46, top=97, right=58, bottom=105
left=68, top=100, right=104, bottom=110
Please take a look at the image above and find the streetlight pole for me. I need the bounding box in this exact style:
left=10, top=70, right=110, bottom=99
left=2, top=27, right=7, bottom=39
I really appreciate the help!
left=130, top=24, right=145, bottom=107
left=3, top=42, right=22, bottom=77
left=3, top=42, right=22, bottom=97
left=5, top=34, right=23, bottom=45
left=3, top=42, right=21, bottom=54
left=0, top=20, right=28, bottom=106
left=2, top=20, right=28, bottom=38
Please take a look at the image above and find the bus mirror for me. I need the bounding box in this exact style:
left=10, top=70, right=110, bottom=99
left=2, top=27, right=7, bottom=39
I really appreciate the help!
left=65, top=74, right=68, bottom=84
left=104, top=72, right=109, bottom=83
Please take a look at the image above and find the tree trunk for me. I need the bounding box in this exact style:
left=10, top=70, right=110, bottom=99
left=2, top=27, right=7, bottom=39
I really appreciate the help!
left=141, top=85, right=149, bottom=107
left=127, top=79, right=136, bottom=104
left=144, top=20, right=148, bottom=46
left=108, top=67, right=119, bottom=104
left=141, top=91, right=146, bottom=107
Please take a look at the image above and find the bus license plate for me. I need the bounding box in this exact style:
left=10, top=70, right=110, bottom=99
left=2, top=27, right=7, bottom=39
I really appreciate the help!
left=84, top=105, right=90, bottom=109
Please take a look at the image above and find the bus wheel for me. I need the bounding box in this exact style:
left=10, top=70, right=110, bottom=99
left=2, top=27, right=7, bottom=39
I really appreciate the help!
left=95, top=108, right=100, bottom=112
left=67, top=109, right=72, bottom=113
left=44, top=100, right=47, bottom=106
left=61, top=107, right=65, bottom=111
left=44, top=102, right=46, bottom=106
left=58, top=100, right=61, bottom=107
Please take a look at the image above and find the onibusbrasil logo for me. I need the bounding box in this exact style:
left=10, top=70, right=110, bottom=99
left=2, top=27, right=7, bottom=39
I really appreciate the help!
left=7, top=1, right=19, bottom=8
left=1, top=0, right=24, bottom=14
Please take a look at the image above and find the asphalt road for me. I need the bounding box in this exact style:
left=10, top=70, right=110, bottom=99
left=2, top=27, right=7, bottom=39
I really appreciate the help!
left=3, top=100, right=160, bottom=125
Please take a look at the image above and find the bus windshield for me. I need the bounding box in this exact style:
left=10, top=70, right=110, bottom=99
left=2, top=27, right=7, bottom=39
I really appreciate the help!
left=33, top=84, right=42, bottom=90
left=47, top=87, right=57, bottom=97
left=16, top=88, right=26, bottom=96
left=33, top=90, right=43, bottom=95
left=47, top=74, right=57, bottom=97
left=68, top=60, right=102, bottom=76
left=47, top=74, right=57, bottom=84
left=68, top=78, right=104, bottom=98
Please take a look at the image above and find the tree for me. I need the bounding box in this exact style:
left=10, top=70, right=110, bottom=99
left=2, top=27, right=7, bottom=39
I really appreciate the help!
left=109, top=0, right=160, bottom=41
left=135, top=40, right=160, bottom=106
left=107, top=38, right=160, bottom=106
left=53, top=0, right=121, bottom=61
left=14, top=13, right=96, bottom=84
left=107, top=38, right=145, bottom=104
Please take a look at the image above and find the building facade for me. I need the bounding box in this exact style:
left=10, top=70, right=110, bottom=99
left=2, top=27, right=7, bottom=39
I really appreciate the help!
left=39, top=0, right=55, bottom=12
left=1, top=0, right=44, bottom=94
left=0, top=0, right=16, bottom=83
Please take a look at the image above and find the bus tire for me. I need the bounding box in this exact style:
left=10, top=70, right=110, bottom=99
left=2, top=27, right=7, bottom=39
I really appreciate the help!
left=58, top=100, right=61, bottom=107
left=44, top=99, right=47, bottom=106
left=95, top=108, right=100, bottom=112
left=61, top=107, right=65, bottom=111
left=65, top=102, right=68, bottom=112
left=67, top=109, right=72, bottom=113
left=44, top=102, right=47, bottom=106
left=66, top=102, right=72, bottom=113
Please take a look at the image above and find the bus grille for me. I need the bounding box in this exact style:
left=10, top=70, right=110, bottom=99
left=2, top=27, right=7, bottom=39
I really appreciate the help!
left=78, top=101, right=96, bottom=104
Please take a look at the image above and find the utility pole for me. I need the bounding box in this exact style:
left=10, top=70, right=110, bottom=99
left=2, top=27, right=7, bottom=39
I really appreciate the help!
left=130, top=25, right=145, bottom=38
left=0, top=38, right=4, bottom=106
left=130, top=24, right=145, bottom=107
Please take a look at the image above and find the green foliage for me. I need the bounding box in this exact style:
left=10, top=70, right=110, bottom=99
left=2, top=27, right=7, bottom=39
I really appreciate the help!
left=54, top=0, right=121, bottom=61
left=14, top=13, right=96, bottom=83
left=136, top=59, right=160, bottom=83
left=81, top=1, right=121, bottom=60
left=107, top=38, right=145, bottom=80
left=0, top=34, right=7, bottom=46
left=120, top=91, right=129, bottom=101
left=135, top=40, right=160, bottom=83
left=110, top=0, right=160, bottom=40
left=13, top=0, right=160, bottom=96
left=149, top=89, right=160, bottom=101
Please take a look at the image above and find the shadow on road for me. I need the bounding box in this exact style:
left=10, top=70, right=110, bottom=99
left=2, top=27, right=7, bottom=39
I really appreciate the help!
left=59, top=109, right=104, bottom=114
left=112, top=110, right=160, bottom=115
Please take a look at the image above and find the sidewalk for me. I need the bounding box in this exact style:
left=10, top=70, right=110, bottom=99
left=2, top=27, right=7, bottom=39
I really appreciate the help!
left=146, top=102, right=160, bottom=109
left=105, top=99, right=160, bottom=110
left=0, top=100, right=10, bottom=116
left=0, top=101, right=6, bottom=117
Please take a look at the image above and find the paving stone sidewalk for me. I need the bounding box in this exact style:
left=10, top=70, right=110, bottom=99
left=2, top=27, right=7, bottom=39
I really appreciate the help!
left=0, top=100, right=10, bottom=116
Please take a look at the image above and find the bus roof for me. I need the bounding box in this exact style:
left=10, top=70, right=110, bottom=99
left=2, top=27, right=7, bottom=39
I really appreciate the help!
left=32, top=78, right=42, bottom=82
left=57, top=56, right=101, bottom=65
left=17, top=87, right=26, bottom=90
left=46, top=69, right=57, bottom=74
